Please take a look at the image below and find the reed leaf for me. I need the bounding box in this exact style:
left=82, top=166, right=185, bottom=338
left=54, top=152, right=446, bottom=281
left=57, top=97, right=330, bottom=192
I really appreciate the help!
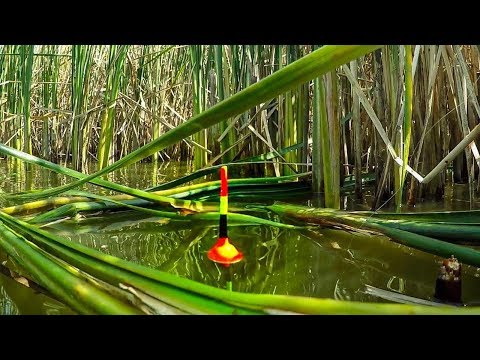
left=0, top=222, right=141, bottom=314
left=266, top=203, right=480, bottom=268
left=398, top=45, right=413, bottom=210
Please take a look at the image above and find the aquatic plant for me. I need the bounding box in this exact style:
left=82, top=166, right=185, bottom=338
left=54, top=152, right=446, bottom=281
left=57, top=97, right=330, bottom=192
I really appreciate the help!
left=2, top=44, right=480, bottom=314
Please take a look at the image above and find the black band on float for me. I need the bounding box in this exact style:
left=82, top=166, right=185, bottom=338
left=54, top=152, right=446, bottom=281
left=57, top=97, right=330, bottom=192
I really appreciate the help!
left=219, top=214, right=228, bottom=238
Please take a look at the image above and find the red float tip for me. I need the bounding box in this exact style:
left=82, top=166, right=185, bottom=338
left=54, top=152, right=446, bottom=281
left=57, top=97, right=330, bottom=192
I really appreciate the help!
left=220, top=166, right=228, bottom=197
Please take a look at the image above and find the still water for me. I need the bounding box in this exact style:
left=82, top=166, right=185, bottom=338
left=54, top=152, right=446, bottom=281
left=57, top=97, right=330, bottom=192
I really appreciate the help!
left=1, top=160, right=480, bottom=314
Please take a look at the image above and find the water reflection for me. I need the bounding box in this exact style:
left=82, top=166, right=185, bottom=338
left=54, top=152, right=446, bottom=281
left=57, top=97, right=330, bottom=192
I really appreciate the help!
left=0, top=286, right=20, bottom=315
left=0, top=271, right=74, bottom=315
left=45, top=214, right=480, bottom=305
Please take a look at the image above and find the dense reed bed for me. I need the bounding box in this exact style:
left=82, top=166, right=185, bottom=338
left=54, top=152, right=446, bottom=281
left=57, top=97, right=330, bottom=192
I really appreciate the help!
left=2, top=45, right=480, bottom=210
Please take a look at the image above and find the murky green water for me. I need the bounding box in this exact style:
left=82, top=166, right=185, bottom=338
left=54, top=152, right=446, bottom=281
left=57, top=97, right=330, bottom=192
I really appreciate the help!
left=1, top=160, right=480, bottom=314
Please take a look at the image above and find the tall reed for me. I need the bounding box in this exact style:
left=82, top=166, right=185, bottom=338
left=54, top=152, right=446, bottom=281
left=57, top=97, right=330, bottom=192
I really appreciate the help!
left=97, top=45, right=128, bottom=170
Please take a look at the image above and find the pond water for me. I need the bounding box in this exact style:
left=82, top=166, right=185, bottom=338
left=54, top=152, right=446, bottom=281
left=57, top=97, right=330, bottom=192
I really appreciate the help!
left=1, top=160, right=480, bottom=314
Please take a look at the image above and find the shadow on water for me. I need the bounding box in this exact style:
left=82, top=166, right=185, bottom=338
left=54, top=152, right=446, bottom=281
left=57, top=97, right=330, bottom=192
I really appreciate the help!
left=1, top=160, right=480, bottom=314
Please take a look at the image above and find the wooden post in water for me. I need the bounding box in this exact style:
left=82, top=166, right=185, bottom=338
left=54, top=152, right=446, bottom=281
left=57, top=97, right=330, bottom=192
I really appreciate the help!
left=434, top=255, right=462, bottom=304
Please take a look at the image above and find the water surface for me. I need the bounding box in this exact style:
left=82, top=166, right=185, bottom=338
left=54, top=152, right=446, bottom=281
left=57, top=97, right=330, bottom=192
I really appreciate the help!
left=1, top=160, right=479, bottom=314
